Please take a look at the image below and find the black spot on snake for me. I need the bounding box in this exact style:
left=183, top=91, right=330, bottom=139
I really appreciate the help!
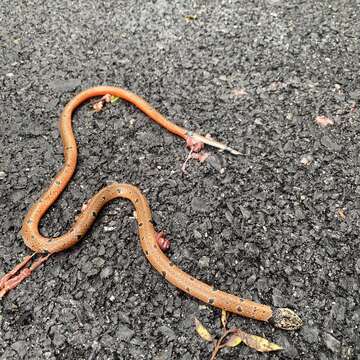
left=77, top=235, right=82, bottom=240
left=162, top=271, right=166, bottom=278
left=169, top=262, right=174, bottom=267
left=139, top=223, right=143, bottom=227
left=237, top=305, right=243, bottom=313
left=208, top=298, right=215, bottom=304
left=92, top=211, right=97, bottom=217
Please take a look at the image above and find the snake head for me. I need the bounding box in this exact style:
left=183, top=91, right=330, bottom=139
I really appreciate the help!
left=270, top=308, right=303, bottom=330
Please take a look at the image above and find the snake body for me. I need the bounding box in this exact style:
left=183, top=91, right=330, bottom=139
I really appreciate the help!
left=21, top=86, right=302, bottom=330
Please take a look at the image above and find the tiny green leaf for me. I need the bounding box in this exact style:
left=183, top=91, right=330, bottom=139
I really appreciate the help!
left=111, top=96, right=119, bottom=103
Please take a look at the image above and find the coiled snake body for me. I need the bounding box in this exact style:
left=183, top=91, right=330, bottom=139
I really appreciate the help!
left=3, top=86, right=302, bottom=331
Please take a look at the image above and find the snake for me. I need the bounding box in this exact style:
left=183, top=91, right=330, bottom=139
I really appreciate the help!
left=15, top=86, right=302, bottom=330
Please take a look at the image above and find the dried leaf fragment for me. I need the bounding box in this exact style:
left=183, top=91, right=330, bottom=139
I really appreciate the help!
left=235, top=329, right=282, bottom=352
left=224, top=334, right=242, bottom=347
left=232, top=88, right=247, bottom=97
left=315, top=115, right=334, bottom=127
left=300, top=154, right=313, bottom=166
left=184, top=15, right=198, bottom=22
left=221, top=310, right=228, bottom=329
left=194, top=317, right=213, bottom=342
left=337, top=208, right=346, bottom=221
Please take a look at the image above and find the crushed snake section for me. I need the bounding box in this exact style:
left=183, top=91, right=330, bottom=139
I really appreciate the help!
left=4, top=86, right=302, bottom=330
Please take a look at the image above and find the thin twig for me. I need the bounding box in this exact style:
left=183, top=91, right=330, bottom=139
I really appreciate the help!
left=209, top=328, right=238, bottom=360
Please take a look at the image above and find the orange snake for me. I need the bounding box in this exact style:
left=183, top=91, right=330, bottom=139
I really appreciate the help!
left=3, top=86, right=302, bottom=330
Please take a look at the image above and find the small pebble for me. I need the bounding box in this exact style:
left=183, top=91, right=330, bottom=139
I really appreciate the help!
left=300, top=154, right=313, bottom=166
left=239, top=206, right=251, bottom=219
left=355, top=258, right=360, bottom=274
left=104, top=226, right=116, bottom=232
left=198, top=256, right=210, bottom=269
left=11, top=341, right=28, bottom=358
left=158, top=325, right=176, bottom=340
left=100, top=266, right=113, bottom=279
left=116, top=325, right=135, bottom=341
left=154, top=343, right=173, bottom=360
left=323, top=333, right=341, bottom=353
left=52, top=333, right=66, bottom=348
left=321, top=135, right=342, bottom=151
left=191, top=197, right=208, bottom=212
left=207, top=154, right=224, bottom=172
left=302, top=325, right=320, bottom=344
left=272, top=288, right=286, bottom=307
left=92, top=257, right=105, bottom=268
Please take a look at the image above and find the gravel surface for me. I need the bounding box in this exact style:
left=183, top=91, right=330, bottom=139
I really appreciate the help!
left=1, top=1, right=359, bottom=359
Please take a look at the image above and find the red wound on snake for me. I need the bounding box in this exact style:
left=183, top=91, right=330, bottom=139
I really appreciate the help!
left=182, top=135, right=209, bottom=173
left=186, top=135, right=204, bottom=153
left=155, top=231, right=170, bottom=252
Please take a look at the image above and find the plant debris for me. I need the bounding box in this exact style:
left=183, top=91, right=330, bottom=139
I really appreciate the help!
left=194, top=312, right=282, bottom=359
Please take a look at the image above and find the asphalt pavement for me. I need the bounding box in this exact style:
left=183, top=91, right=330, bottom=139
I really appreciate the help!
left=0, top=1, right=359, bottom=359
